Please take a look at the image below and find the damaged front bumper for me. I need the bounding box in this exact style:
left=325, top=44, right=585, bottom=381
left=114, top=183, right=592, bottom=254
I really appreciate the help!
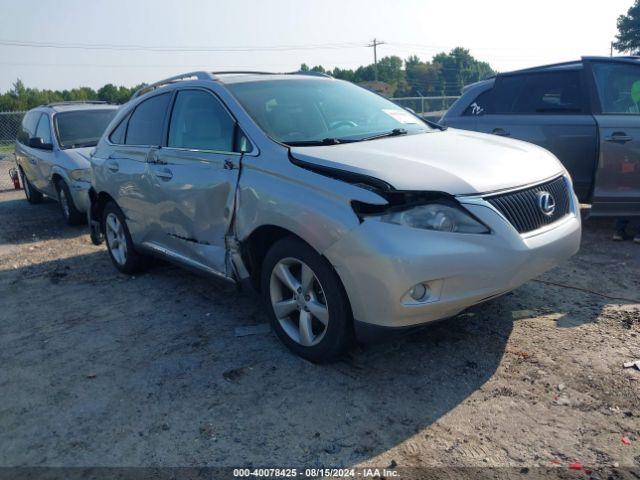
left=323, top=196, right=582, bottom=337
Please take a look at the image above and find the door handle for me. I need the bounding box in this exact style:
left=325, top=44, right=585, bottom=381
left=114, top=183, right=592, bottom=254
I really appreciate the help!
left=106, top=160, right=119, bottom=173
left=605, top=132, right=633, bottom=143
left=154, top=168, right=173, bottom=180
left=147, top=148, right=165, bottom=165
left=492, top=128, right=511, bottom=137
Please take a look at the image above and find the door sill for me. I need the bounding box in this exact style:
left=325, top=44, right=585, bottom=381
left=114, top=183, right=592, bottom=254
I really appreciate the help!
left=141, top=241, right=235, bottom=284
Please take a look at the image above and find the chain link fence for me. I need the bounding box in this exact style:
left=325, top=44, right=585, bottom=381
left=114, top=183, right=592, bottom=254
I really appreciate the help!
left=390, top=96, right=460, bottom=121
left=0, top=111, right=25, bottom=192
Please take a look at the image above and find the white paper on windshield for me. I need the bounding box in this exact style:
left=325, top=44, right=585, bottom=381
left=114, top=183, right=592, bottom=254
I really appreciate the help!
left=382, top=109, right=419, bottom=124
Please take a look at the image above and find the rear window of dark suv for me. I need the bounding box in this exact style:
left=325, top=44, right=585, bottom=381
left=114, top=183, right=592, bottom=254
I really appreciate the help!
left=464, top=70, right=587, bottom=116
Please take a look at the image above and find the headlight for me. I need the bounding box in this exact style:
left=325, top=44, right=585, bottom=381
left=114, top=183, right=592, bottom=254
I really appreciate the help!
left=380, top=202, right=489, bottom=234
left=69, top=169, right=92, bottom=183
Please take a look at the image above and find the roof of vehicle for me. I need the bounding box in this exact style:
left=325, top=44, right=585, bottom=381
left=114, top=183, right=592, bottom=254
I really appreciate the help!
left=461, top=56, right=640, bottom=93
left=46, top=101, right=119, bottom=113
left=499, top=56, right=640, bottom=76
left=130, top=70, right=333, bottom=99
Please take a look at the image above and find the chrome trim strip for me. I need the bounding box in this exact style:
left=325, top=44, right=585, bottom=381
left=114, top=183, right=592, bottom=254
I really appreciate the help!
left=141, top=241, right=235, bottom=284
left=455, top=173, right=565, bottom=199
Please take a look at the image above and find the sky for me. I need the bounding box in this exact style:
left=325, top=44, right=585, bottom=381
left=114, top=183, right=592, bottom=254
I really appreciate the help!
left=0, top=0, right=632, bottom=92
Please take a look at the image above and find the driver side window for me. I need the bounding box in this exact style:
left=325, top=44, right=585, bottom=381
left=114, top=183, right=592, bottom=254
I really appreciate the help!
left=168, top=89, right=237, bottom=152
left=592, top=62, right=640, bottom=114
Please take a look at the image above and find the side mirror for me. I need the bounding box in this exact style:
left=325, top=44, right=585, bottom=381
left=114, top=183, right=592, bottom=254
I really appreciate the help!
left=29, top=137, right=53, bottom=150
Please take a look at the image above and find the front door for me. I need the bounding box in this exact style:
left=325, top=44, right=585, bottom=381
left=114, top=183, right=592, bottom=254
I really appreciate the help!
left=15, top=112, right=48, bottom=191
left=144, top=88, right=242, bottom=275
left=587, top=59, right=640, bottom=217
left=32, top=113, right=56, bottom=195
left=475, top=69, right=598, bottom=201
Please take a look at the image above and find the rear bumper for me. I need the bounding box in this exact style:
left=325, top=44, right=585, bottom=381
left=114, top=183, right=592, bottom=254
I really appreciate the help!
left=324, top=194, right=581, bottom=332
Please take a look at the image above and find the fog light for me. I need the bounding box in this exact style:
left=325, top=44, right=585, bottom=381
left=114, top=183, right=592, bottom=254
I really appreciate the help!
left=410, top=283, right=430, bottom=302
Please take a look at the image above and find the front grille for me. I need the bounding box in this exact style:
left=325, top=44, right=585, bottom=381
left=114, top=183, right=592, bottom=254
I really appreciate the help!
left=485, top=176, right=571, bottom=234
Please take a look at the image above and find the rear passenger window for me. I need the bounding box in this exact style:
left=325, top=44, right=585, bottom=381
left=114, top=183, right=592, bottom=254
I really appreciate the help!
left=168, top=90, right=236, bottom=152
left=126, top=93, right=171, bottom=146
left=494, top=71, right=586, bottom=114
left=463, top=89, right=495, bottom=116
left=35, top=114, right=52, bottom=144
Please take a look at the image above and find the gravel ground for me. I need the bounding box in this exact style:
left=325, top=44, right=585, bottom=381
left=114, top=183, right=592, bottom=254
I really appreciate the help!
left=0, top=189, right=638, bottom=473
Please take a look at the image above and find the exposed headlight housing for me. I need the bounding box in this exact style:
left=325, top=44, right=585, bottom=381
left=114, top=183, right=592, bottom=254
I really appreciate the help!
left=69, top=168, right=92, bottom=183
left=380, top=202, right=490, bottom=234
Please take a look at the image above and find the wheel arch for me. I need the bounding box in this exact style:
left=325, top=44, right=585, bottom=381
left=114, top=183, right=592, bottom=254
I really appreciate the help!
left=51, top=172, right=64, bottom=188
left=240, top=224, right=350, bottom=304
left=241, top=225, right=307, bottom=291
left=89, top=189, right=117, bottom=233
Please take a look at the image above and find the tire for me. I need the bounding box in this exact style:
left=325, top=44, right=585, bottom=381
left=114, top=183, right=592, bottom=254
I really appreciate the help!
left=102, top=201, right=147, bottom=274
left=55, top=179, right=85, bottom=225
left=20, top=169, right=43, bottom=204
left=261, top=236, right=353, bottom=363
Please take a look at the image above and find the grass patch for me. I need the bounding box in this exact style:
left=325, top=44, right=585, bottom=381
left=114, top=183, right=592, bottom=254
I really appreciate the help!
left=0, top=144, right=15, bottom=155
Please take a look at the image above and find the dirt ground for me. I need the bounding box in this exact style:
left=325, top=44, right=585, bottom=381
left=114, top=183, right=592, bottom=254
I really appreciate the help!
left=0, top=188, right=639, bottom=473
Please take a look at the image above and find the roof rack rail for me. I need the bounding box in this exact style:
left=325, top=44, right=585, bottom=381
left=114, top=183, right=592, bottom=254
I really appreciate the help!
left=211, top=70, right=279, bottom=76
left=288, top=70, right=333, bottom=78
left=46, top=100, right=109, bottom=107
left=131, top=71, right=215, bottom=99
left=212, top=70, right=332, bottom=78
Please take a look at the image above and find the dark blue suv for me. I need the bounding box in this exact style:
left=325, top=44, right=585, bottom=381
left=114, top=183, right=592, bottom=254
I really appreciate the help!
left=441, top=56, right=640, bottom=217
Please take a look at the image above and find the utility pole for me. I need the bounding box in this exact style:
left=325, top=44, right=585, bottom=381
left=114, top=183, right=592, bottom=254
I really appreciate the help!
left=611, top=41, right=614, bottom=57
left=368, top=38, right=386, bottom=81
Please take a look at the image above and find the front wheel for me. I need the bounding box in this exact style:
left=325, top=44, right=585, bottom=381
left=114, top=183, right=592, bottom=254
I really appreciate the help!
left=261, top=236, right=353, bottom=363
left=20, top=169, right=43, bottom=204
left=56, top=180, right=84, bottom=225
left=102, top=202, right=147, bottom=274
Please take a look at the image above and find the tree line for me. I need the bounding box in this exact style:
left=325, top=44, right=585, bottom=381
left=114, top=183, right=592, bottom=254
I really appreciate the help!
left=0, top=47, right=495, bottom=111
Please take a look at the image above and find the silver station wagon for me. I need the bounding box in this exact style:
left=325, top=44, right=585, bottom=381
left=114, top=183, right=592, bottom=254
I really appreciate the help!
left=15, top=101, right=118, bottom=224
left=88, top=71, right=581, bottom=362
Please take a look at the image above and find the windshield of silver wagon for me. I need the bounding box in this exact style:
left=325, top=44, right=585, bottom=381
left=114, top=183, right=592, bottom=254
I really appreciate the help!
left=226, top=79, right=430, bottom=145
left=54, top=109, right=117, bottom=149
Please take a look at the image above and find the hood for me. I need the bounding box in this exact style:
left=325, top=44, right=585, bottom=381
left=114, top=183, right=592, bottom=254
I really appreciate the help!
left=290, top=129, right=565, bottom=195
left=61, top=147, right=93, bottom=169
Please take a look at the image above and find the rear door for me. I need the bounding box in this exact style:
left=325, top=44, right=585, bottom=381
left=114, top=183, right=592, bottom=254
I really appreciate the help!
left=146, top=88, right=245, bottom=275
left=474, top=69, right=598, bottom=201
left=103, top=92, right=173, bottom=243
left=586, top=59, right=640, bottom=217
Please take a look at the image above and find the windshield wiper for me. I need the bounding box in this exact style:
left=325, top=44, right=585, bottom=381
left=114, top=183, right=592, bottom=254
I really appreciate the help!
left=285, top=138, right=347, bottom=147
left=285, top=128, right=410, bottom=147
left=357, top=128, right=409, bottom=142
left=69, top=141, right=98, bottom=148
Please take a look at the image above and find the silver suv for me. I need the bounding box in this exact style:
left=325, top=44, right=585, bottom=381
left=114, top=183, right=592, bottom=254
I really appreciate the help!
left=88, top=71, right=581, bottom=362
left=15, top=102, right=118, bottom=224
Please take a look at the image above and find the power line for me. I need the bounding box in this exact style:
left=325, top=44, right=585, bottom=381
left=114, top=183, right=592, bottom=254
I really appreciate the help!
left=0, top=39, right=367, bottom=53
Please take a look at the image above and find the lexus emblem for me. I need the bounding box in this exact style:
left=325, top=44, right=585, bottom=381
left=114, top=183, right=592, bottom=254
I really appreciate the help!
left=537, top=191, right=556, bottom=216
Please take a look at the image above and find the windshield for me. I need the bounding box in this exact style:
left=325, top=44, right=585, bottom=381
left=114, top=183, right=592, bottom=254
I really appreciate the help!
left=54, top=109, right=117, bottom=148
left=226, top=79, right=430, bottom=145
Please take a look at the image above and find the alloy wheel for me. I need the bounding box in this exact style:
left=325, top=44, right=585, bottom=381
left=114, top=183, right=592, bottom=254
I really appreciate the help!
left=269, top=258, right=329, bottom=347
left=105, top=212, right=128, bottom=265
